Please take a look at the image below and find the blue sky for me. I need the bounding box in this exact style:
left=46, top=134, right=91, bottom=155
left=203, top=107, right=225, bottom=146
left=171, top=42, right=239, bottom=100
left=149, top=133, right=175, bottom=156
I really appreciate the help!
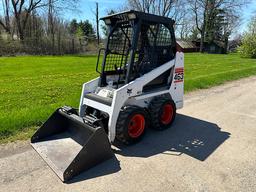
left=66, top=0, right=256, bottom=35
left=240, top=1, right=256, bottom=33
left=65, top=0, right=122, bottom=24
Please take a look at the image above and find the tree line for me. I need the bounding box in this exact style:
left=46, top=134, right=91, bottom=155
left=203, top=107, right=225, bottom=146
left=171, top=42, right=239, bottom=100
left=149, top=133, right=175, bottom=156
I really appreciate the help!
left=0, top=0, right=252, bottom=55
left=0, top=0, right=97, bottom=55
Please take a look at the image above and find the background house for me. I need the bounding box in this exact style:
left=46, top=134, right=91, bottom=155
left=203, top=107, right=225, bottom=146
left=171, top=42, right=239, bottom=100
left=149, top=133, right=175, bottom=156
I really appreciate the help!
left=176, top=40, right=226, bottom=54
left=176, top=40, right=199, bottom=53
left=203, top=41, right=226, bottom=54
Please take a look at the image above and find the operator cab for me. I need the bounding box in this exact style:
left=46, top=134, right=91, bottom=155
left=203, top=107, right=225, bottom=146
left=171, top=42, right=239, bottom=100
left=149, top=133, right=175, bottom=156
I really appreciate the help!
left=98, top=10, right=177, bottom=90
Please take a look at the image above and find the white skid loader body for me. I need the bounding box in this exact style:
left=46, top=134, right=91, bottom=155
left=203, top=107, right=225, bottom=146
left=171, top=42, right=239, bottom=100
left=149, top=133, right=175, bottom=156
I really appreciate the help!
left=79, top=52, right=184, bottom=142
left=31, top=10, right=184, bottom=182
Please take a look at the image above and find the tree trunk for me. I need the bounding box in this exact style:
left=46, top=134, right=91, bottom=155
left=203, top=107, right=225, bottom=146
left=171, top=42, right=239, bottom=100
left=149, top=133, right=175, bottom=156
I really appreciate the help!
left=199, top=0, right=209, bottom=53
left=58, top=28, right=61, bottom=55
left=72, top=38, right=75, bottom=54
left=51, top=32, right=55, bottom=54
left=17, top=20, right=25, bottom=41
left=224, top=35, right=229, bottom=54
left=200, top=28, right=205, bottom=53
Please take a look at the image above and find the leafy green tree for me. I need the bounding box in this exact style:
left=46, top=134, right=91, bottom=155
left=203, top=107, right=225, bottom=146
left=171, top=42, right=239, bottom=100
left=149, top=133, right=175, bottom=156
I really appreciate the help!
left=69, top=19, right=95, bottom=38
left=76, top=26, right=84, bottom=38
left=79, top=20, right=95, bottom=37
left=238, top=16, right=256, bottom=58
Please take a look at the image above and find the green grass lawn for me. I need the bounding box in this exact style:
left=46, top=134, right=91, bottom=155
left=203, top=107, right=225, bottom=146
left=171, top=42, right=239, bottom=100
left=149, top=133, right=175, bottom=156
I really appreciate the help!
left=0, top=53, right=256, bottom=142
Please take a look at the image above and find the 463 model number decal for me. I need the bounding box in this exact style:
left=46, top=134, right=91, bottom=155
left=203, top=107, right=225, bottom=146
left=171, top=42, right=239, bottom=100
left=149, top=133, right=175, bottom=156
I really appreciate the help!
left=174, top=68, right=184, bottom=83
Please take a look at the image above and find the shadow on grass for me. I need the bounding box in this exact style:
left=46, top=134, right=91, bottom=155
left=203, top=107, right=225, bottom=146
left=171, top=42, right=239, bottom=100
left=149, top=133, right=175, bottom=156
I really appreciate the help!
left=68, top=114, right=230, bottom=183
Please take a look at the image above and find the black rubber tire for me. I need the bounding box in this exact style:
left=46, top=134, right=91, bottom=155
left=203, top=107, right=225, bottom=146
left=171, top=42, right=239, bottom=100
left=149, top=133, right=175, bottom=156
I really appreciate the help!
left=116, top=106, right=148, bottom=145
left=149, top=95, right=176, bottom=130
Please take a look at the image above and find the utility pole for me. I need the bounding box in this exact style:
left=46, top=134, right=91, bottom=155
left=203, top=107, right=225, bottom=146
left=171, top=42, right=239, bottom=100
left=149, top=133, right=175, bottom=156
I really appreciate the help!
left=48, top=0, right=55, bottom=54
left=96, top=2, right=100, bottom=45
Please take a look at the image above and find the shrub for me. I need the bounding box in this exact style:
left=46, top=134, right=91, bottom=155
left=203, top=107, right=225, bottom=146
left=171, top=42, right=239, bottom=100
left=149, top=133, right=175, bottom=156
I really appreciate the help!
left=238, top=33, right=256, bottom=58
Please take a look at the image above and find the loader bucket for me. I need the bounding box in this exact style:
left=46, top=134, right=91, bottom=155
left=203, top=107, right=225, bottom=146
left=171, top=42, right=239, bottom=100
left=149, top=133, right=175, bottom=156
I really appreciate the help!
left=31, top=107, right=114, bottom=182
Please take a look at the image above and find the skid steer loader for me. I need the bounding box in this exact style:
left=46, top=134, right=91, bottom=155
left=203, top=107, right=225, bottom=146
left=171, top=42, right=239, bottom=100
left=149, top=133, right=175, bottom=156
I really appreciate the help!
left=31, top=10, right=184, bottom=182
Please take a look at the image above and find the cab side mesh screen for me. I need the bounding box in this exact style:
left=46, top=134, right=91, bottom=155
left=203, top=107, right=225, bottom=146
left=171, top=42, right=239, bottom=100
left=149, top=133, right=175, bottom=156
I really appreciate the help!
left=134, top=24, right=174, bottom=77
left=104, top=23, right=132, bottom=72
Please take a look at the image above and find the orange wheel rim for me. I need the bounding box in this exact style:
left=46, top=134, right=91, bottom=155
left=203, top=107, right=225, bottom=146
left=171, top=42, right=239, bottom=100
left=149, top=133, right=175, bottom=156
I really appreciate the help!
left=128, top=114, right=145, bottom=138
left=161, top=104, right=173, bottom=125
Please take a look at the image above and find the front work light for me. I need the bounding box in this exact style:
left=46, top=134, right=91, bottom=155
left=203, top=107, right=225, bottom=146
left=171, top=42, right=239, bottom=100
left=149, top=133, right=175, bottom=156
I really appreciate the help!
left=128, top=13, right=136, bottom=20
left=104, top=18, right=111, bottom=25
